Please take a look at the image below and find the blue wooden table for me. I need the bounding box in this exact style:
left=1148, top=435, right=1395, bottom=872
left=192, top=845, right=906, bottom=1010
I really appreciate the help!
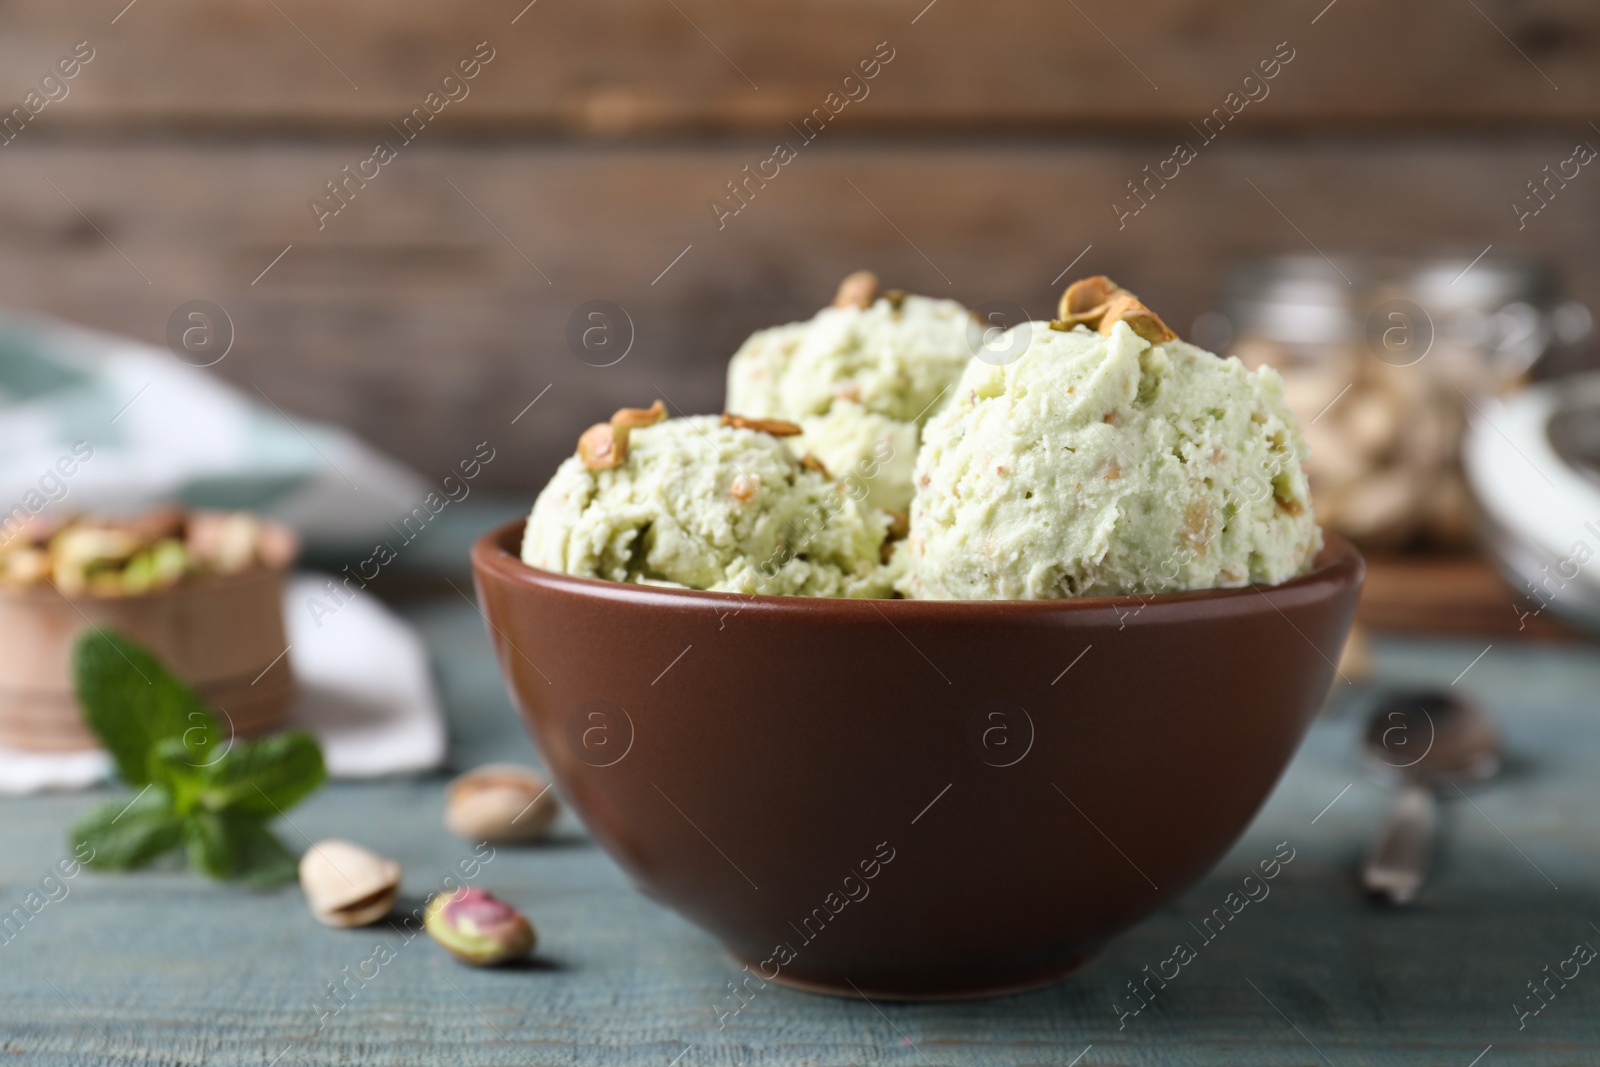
left=3, top=588, right=1598, bottom=1066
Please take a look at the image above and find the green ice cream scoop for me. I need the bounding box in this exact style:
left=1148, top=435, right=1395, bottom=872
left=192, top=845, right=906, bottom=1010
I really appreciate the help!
left=725, top=275, right=974, bottom=513
left=901, top=319, right=1322, bottom=600
left=523, top=414, right=897, bottom=598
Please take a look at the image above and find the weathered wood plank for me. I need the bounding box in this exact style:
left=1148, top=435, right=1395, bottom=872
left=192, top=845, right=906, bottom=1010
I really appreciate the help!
left=0, top=593, right=1597, bottom=1065
left=0, top=137, right=1593, bottom=490
left=0, top=0, right=1594, bottom=134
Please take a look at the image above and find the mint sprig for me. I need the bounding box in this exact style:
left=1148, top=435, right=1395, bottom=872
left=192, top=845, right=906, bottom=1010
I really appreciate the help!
left=68, top=630, right=324, bottom=886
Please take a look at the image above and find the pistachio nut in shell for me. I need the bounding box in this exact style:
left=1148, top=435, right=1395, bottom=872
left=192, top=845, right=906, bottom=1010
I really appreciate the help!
left=1057, top=274, right=1120, bottom=325
left=299, top=840, right=401, bottom=928
left=445, top=764, right=560, bottom=844
left=1096, top=290, right=1177, bottom=343
left=424, top=886, right=536, bottom=966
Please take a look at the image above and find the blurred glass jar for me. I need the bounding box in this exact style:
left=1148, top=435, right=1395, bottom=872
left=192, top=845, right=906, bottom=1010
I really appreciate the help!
left=1201, top=256, right=1591, bottom=552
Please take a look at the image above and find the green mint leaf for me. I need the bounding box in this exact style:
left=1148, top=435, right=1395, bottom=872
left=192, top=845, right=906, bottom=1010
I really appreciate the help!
left=184, top=811, right=235, bottom=879
left=73, top=629, right=220, bottom=786
left=69, top=788, right=185, bottom=870
left=199, top=731, right=326, bottom=817
left=71, top=630, right=322, bottom=889
left=182, top=810, right=298, bottom=886
left=148, top=737, right=207, bottom=815
left=225, top=819, right=299, bottom=887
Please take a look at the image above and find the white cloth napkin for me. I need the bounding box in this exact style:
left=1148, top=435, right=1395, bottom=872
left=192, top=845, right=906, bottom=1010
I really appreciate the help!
left=0, top=575, right=447, bottom=795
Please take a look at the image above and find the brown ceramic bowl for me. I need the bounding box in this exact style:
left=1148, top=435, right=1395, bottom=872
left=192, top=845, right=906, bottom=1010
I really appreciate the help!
left=472, top=521, right=1363, bottom=999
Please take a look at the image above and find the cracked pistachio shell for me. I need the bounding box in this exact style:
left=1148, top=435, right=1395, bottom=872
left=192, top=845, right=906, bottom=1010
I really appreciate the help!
left=299, top=839, right=401, bottom=928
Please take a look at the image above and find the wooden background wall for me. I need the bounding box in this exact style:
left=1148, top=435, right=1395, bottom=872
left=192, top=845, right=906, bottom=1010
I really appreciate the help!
left=0, top=0, right=1596, bottom=490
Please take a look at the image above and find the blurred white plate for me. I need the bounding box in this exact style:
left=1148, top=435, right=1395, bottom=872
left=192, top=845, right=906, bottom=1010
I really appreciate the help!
left=1462, top=375, right=1600, bottom=635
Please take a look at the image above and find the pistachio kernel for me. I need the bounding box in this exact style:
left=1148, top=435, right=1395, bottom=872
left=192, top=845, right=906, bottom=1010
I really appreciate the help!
left=610, top=399, right=667, bottom=432
left=578, top=423, right=623, bottom=470
left=832, top=270, right=879, bottom=309
left=424, top=887, right=536, bottom=967
left=578, top=400, right=670, bottom=471
left=721, top=413, right=803, bottom=436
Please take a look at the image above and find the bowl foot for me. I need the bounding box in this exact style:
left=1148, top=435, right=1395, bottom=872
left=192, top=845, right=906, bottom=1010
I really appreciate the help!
left=730, top=948, right=1103, bottom=1002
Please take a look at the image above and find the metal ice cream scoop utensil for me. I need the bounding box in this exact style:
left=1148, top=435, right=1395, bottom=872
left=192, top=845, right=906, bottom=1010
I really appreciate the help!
left=1361, top=690, right=1502, bottom=904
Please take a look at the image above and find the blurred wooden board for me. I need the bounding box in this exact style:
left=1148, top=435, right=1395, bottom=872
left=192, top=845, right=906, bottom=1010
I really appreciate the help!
left=0, top=0, right=1594, bottom=132
left=0, top=138, right=1597, bottom=492
left=1358, top=553, right=1579, bottom=639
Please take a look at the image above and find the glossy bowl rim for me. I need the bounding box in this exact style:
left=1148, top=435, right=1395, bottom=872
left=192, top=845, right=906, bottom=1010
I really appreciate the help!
left=472, top=520, right=1363, bottom=617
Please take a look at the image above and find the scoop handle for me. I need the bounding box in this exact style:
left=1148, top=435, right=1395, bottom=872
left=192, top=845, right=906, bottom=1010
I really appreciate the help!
left=1361, top=783, right=1436, bottom=904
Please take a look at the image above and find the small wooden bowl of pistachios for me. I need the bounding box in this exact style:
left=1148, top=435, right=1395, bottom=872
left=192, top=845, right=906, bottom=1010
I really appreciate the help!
left=0, top=507, right=298, bottom=751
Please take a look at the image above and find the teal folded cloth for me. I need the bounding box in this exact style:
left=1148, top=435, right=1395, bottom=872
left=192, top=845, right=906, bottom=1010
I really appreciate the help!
left=0, top=311, right=428, bottom=550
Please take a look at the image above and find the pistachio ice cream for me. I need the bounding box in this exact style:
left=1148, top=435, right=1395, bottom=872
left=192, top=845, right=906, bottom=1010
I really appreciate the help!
left=522, top=407, right=897, bottom=598
left=725, top=272, right=973, bottom=513
left=901, top=280, right=1321, bottom=600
